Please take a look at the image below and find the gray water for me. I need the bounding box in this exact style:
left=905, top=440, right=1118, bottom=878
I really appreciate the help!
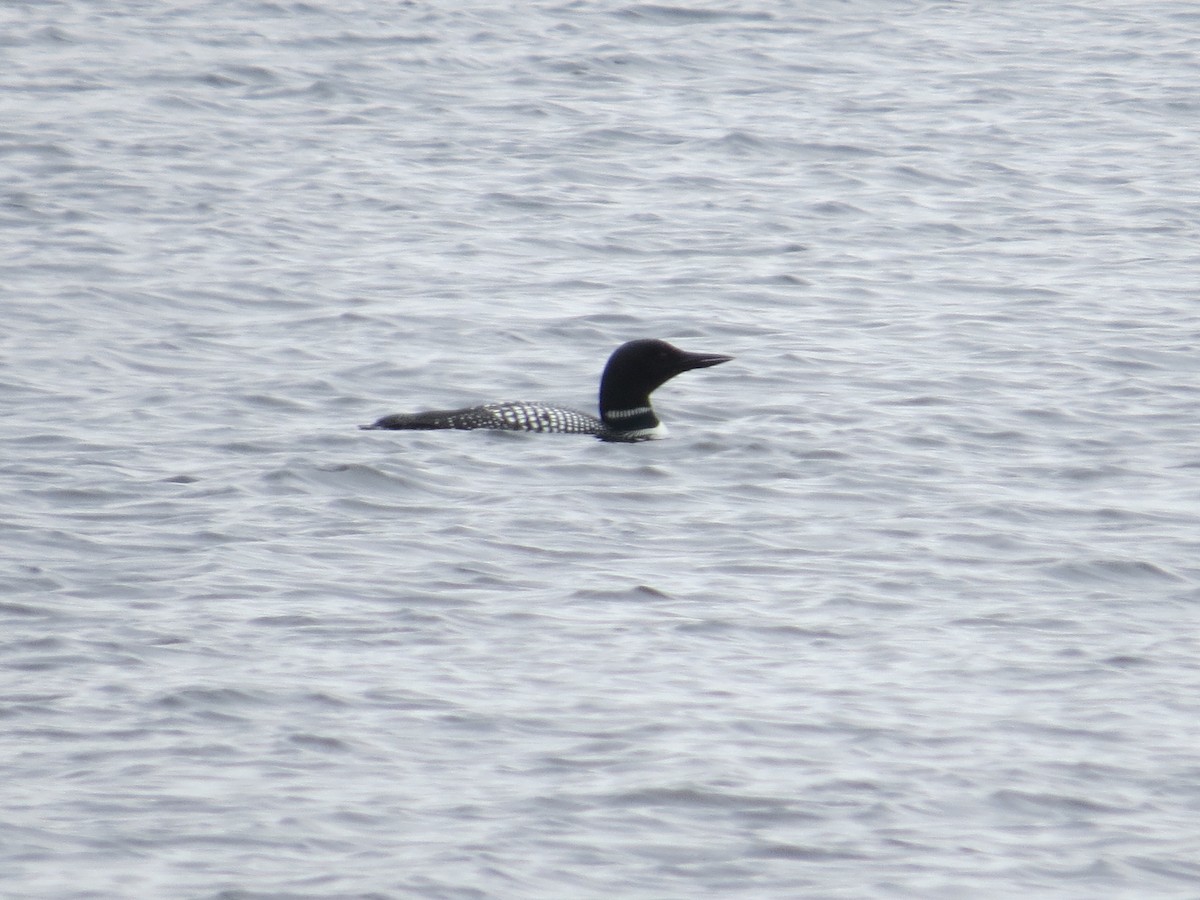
left=3, top=2, right=1199, bottom=898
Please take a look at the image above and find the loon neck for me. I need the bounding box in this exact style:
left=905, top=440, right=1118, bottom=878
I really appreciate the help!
left=601, top=403, right=660, bottom=434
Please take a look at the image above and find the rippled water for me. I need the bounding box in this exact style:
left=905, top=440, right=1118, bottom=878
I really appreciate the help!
left=4, top=2, right=1200, bottom=898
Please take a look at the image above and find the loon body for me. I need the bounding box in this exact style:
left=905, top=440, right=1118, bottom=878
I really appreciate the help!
left=361, top=339, right=732, bottom=442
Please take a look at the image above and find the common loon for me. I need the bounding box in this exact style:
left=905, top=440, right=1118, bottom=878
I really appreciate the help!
left=361, top=339, right=732, bottom=441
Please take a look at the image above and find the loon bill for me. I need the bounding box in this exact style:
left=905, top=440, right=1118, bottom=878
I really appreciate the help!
left=361, top=338, right=732, bottom=442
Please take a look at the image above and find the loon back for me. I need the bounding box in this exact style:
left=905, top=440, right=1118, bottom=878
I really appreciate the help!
left=366, top=402, right=604, bottom=435
left=361, top=338, right=732, bottom=441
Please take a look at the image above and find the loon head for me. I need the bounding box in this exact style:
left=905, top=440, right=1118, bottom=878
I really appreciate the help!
left=598, top=339, right=733, bottom=433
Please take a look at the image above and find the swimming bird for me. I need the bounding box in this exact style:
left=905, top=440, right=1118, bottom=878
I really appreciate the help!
left=361, top=338, right=732, bottom=441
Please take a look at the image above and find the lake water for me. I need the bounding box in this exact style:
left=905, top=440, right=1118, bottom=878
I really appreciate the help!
left=3, top=2, right=1199, bottom=898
